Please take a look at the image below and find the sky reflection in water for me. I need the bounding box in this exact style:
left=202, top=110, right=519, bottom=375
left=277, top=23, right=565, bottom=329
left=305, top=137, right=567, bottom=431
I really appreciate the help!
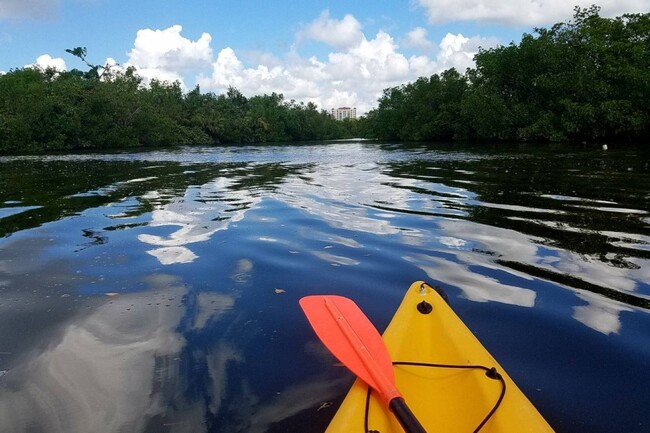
left=0, top=143, right=649, bottom=433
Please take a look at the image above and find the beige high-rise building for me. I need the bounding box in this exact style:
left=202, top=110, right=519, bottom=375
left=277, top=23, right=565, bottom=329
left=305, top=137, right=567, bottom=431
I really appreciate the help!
left=331, top=107, right=357, bottom=121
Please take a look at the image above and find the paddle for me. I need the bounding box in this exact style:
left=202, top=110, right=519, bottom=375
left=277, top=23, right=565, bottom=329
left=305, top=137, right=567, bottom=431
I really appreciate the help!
left=300, top=295, right=427, bottom=433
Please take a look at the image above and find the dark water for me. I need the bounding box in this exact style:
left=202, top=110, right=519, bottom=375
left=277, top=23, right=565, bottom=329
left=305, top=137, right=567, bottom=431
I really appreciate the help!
left=0, top=142, right=648, bottom=433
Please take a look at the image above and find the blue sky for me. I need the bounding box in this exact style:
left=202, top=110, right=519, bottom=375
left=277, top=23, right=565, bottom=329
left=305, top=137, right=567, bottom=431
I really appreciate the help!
left=1, top=1, right=647, bottom=113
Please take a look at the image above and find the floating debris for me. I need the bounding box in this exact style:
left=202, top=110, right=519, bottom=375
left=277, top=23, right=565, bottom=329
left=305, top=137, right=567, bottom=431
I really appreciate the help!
left=274, top=288, right=286, bottom=294
left=317, top=402, right=333, bottom=411
left=105, top=292, right=119, bottom=297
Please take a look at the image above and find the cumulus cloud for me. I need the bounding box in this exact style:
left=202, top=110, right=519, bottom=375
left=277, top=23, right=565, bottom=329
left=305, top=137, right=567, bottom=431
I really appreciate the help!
left=296, top=10, right=364, bottom=49
left=416, top=0, right=650, bottom=26
left=436, top=33, right=499, bottom=72
left=126, top=25, right=213, bottom=87
left=197, top=47, right=323, bottom=99
left=124, top=12, right=499, bottom=114
left=198, top=28, right=420, bottom=114
left=25, top=54, right=67, bottom=71
left=403, top=27, right=435, bottom=52
left=200, top=23, right=499, bottom=113
left=327, top=31, right=409, bottom=81
left=0, top=0, right=58, bottom=20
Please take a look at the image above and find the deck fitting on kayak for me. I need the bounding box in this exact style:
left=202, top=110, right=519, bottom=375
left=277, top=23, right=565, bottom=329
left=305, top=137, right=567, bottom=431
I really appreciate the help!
left=486, top=367, right=502, bottom=380
left=416, top=300, right=433, bottom=314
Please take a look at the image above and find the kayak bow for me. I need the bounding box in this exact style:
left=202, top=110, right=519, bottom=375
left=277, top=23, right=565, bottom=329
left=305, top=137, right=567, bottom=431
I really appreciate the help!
left=301, top=281, right=554, bottom=433
left=300, top=295, right=426, bottom=433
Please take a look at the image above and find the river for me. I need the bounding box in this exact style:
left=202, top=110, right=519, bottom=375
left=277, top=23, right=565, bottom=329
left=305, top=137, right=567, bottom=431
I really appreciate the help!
left=0, top=142, right=648, bottom=432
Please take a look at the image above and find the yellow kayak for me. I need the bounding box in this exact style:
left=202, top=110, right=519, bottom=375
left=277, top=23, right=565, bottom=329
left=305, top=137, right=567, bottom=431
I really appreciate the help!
left=325, top=281, right=554, bottom=432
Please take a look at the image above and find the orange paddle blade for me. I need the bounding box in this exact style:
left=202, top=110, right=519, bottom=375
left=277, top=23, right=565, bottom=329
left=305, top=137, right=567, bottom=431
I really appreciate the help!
left=299, top=295, right=401, bottom=405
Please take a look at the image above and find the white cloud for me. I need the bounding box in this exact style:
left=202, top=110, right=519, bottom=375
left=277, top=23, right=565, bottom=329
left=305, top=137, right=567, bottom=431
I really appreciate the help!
left=127, top=12, right=499, bottom=114
left=13, top=13, right=495, bottom=114
left=326, top=31, right=410, bottom=82
left=26, top=54, right=67, bottom=71
left=198, top=20, right=494, bottom=114
left=99, top=57, right=121, bottom=76
left=197, top=47, right=323, bottom=100
left=199, top=32, right=402, bottom=113
left=0, top=0, right=58, bottom=20
left=436, top=33, right=499, bottom=72
left=126, top=25, right=213, bottom=87
left=296, top=10, right=364, bottom=49
left=416, top=0, right=650, bottom=26
left=403, top=27, right=435, bottom=52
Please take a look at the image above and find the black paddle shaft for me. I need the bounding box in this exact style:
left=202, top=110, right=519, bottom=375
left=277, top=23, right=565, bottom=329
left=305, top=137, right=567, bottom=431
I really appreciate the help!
left=389, top=397, right=428, bottom=433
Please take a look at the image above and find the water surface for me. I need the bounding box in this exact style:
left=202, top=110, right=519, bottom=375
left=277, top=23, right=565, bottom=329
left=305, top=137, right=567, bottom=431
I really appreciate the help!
left=0, top=142, right=648, bottom=432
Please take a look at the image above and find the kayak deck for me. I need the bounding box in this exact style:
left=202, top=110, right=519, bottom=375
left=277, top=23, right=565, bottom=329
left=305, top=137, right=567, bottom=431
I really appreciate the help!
left=325, top=281, right=554, bottom=432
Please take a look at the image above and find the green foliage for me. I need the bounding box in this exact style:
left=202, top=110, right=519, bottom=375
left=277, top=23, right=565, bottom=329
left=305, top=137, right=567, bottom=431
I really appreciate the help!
left=4, top=6, right=645, bottom=153
left=0, top=51, right=351, bottom=154
left=368, top=6, right=649, bottom=143
left=365, top=70, right=469, bottom=141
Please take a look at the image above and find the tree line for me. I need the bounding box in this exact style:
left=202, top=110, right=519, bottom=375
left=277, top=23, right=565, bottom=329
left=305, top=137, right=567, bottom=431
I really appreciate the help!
left=0, top=50, right=359, bottom=154
left=363, top=6, right=649, bottom=144
left=1, top=6, right=648, bottom=153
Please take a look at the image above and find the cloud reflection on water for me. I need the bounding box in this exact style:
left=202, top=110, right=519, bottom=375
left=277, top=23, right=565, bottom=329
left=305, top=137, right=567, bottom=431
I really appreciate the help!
left=0, top=270, right=341, bottom=433
left=137, top=178, right=259, bottom=265
left=126, top=149, right=647, bottom=336
left=573, top=291, right=633, bottom=335
left=119, top=146, right=649, bottom=335
left=3, top=144, right=649, bottom=433
left=405, top=252, right=536, bottom=306
left=0, top=274, right=187, bottom=433
left=433, top=219, right=648, bottom=334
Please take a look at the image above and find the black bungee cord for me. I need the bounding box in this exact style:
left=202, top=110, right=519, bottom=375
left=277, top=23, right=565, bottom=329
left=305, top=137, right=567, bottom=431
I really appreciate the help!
left=363, top=361, right=507, bottom=433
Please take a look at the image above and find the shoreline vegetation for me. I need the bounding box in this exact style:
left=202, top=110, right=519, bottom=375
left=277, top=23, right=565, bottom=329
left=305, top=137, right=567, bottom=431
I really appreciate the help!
left=1, top=6, right=648, bottom=155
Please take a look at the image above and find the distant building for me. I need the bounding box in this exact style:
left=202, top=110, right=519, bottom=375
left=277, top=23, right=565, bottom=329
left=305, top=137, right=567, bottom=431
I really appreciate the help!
left=331, top=107, right=357, bottom=121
